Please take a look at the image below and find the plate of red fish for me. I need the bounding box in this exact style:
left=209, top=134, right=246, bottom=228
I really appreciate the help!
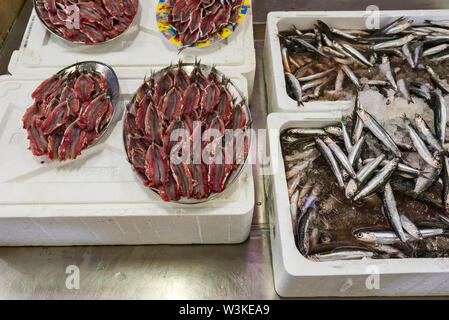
left=33, top=0, right=139, bottom=45
left=156, top=0, right=250, bottom=48
left=123, top=61, right=252, bottom=203
left=22, top=61, right=120, bottom=161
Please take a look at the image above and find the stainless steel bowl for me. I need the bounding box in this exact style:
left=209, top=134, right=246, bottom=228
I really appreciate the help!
left=57, top=61, right=120, bottom=149
left=123, top=63, right=252, bottom=204
left=33, top=0, right=140, bottom=46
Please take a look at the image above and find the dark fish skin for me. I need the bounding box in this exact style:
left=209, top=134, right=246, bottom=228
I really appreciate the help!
left=296, top=206, right=317, bottom=256
left=430, top=91, right=447, bottom=145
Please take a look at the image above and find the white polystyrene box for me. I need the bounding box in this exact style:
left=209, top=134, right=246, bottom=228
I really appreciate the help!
left=267, top=112, right=449, bottom=297
left=8, top=1, right=256, bottom=96
left=0, top=72, right=254, bottom=246
left=264, top=10, right=449, bottom=113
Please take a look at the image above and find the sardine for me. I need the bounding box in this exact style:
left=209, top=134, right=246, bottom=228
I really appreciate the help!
left=414, top=113, right=444, bottom=153
left=404, top=116, right=440, bottom=169
left=379, top=55, right=398, bottom=91
left=285, top=72, right=303, bottom=105
left=355, top=228, right=444, bottom=244
left=323, top=136, right=358, bottom=180
left=345, top=154, right=386, bottom=199
left=341, top=121, right=352, bottom=153
left=356, top=104, right=401, bottom=158
left=348, top=134, right=365, bottom=166
left=400, top=215, right=423, bottom=240
left=353, top=158, right=399, bottom=201
left=315, top=137, right=345, bottom=188
left=383, top=182, right=408, bottom=243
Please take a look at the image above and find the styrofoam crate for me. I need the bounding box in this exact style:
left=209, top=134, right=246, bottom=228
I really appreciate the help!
left=267, top=112, right=449, bottom=297
left=8, top=1, right=256, bottom=96
left=264, top=10, right=449, bottom=113
left=0, top=72, right=254, bottom=246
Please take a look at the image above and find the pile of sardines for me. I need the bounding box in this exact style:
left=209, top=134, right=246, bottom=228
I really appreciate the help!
left=283, top=96, right=449, bottom=261
left=281, top=17, right=449, bottom=104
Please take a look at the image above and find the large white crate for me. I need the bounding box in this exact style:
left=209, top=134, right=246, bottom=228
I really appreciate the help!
left=267, top=112, right=449, bottom=297
left=0, top=72, right=254, bottom=246
left=264, top=10, right=449, bottom=113
left=8, top=1, right=256, bottom=96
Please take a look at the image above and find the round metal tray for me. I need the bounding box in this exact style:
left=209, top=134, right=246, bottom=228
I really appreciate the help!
left=33, top=0, right=140, bottom=46
left=123, top=63, right=252, bottom=204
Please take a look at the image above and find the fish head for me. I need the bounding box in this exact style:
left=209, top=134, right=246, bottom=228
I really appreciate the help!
left=345, top=180, right=357, bottom=199
left=354, top=231, right=376, bottom=242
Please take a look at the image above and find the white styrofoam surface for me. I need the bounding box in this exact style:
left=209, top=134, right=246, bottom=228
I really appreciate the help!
left=264, top=10, right=449, bottom=113
left=9, top=1, right=256, bottom=95
left=0, top=73, right=254, bottom=246
left=267, top=112, right=449, bottom=297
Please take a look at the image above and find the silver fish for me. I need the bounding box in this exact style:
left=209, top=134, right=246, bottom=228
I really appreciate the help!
left=397, top=79, right=412, bottom=103
left=309, top=248, right=374, bottom=261
left=289, top=36, right=328, bottom=58
left=365, top=80, right=391, bottom=87
left=331, top=27, right=359, bottom=39
left=297, top=68, right=336, bottom=82
left=379, top=55, right=398, bottom=91
left=290, top=189, right=299, bottom=222
left=353, top=158, right=399, bottom=201
left=355, top=228, right=444, bottom=244
left=281, top=46, right=292, bottom=73
left=384, top=19, right=414, bottom=35
left=363, top=158, right=421, bottom=177
left=301, top=76, right=331, bottom=91
left=341, top=121, right=352, bottom=153
left=348, top=134, right=365, bottom=166
left=423, top=43, right=449, bottom=57
left=441, top=155, right=449, bottom=210
left=425, top=19, right=449, bottom=28
left=351, top=100, right=364, bottom=144
left=430, top=91, right=447, bottom=144
left=315, top=137, right=345, bottom=188
left=324, top=126, right=343, bottom=137
left=400, top=215, right=423, bottom=240
left=412, top=166, right=441, bottom=197
left=340, top=64, right=361, bottom=90
left=322, top=46, right=347, bottom=58
left=287, top=173, right=301, bottom=197
left=285, top=72, right=303, bottom=105
left=286, top=128, right=326, bottom=136
left=402, top=43, right=415, bottom=69
left=323, top=136, right=358, bottom=180
left=342, top=43, right=373, bottom=67
left=372, top=34, right=415, bottom=50
left=413, top=43, right=423, bottom=66
left=345, top=154, right=386, bottom=199
left=334, top=68, right=345, bottom=92
left=296, top=206, right=316, bottom=256
left=426, top=66, right=449, bottom=94
left=414, top=113, right=444, bottom=153
left=356, top=105, right=401, bottom=158
left=383, top=182, right=408, bottom=243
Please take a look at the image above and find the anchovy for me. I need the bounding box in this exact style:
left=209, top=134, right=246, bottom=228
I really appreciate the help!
left=353, top=158, right=399, bottom=201
left=309, top=248, right=374, bottom=261
left=286, top=35, right=328, bottom=58
left=294, top=62, right=314, bottom=78
left=285, top=128, right=326, bottom=136
left=364, top=158, right=421, bottom=177
left=379, top=55, right=398, bottom=91
left=290, top=189, right=299, bottom=221
left=340, top=64, right=361, bottom=90
left=400, top=215, right=423, bottom=240
left=285, top=72, right=303, bottom=105
left=413, top=43, right=423, bottom=66
left=383, top=182, right=408, bottom=243
left=423, top=43, right=449, bottom=57
left=348, top=134, right=365, bottom=166
left=372, top=34, right=415, bottom=50
left=334, top=68, right=345, bottom=91
left=414, top=113, right=444, bottom=153
left=404, top=116, right=440, bottom=169
left=297, top=68, right=336, bottom=82
left=356, top=104, right=401, bottom=158
left=351, top=99, right=364, bottom=144
left=322, top=46, right=347, bottom=58
left=425, top=19, right=449, bottom=28
left=442, top=155, right=449, bottom=210
left=315, top=137, right=345, bottom=188
left=323, top=136, right=358, bottom=180
left=341, top=121, right=352, bottom=153
left=411, top=166, right=441, bottom=197
left=430, top=91, right=447, bottom=144
left=410, top=87, right=431, bottom=102
left=397, top=79, right=412, bottom=103
left=301, top=77, right=330, bottom=91
left=354, top=228, right=444, bottom=244
left=426, top=66, right=449, bottom=94
left=341, top=43, right=373, bottom=67
left=376, top=16, right=406, bottom=35
left=400, top=43, right=415, bottom=69
left=366, top=80, right=391, bottom=87
left=384, top=19, right=414, bottom=35
left=287, top=173, right=301, bottom=197
left=281, top=46, right=292, bottom=73
left=296, top=206, right=317, bottom=256
left=345, top=154, right=386, bottom=199
left=324, top=126, right=343, bottom=137
left=331, top=27, right=359, bottom=40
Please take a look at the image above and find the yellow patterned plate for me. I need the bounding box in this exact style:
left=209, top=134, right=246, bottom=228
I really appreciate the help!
left=156, top=0, right=250, bottom=48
